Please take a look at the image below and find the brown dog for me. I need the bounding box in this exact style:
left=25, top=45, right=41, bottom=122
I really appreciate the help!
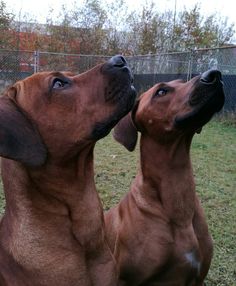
left=105, top=70, right=225, bottom=285
left=0, top=55, right=136, bottom=286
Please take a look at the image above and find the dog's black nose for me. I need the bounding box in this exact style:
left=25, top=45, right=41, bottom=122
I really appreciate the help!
left=108, top=55, right=127, bottom=68
left=200, top=70, right=222, bottom=84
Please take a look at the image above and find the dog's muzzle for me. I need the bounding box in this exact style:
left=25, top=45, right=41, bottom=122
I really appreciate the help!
left=175, top=69, right=225, bottom=131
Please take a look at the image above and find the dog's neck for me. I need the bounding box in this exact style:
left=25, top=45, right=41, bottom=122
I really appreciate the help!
left=1, top=143, right=104, bottom=247
left=134, top=134, right=196, bottom=225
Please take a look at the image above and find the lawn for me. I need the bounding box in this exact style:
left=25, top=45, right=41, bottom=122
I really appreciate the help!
left=0, top=119, right=235, bottom=285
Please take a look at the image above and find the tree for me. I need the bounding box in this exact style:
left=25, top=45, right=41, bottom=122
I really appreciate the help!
left=0, top=0, right=14, bottom=49
left=1, top=0, right=235, bottom=57
left=138, top=2, right=158, bottom=54
left=45, top=7, right=80, bottom=54
left=172, top=4, right=235, bottom=51
left=103, top=0, right=131, bottom=55
left=71, top=0, right=107, bottom=54
left=126, top=1, right=161, bottom=55
left=215, top=17, right=234, bottom=46
left=125, top=2, right=235, bottom=54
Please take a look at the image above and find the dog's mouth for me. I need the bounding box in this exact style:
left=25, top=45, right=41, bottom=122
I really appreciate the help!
left=101, top=55, right=136, bottom=104
left=92, top=85, right=136, bottom=140
left=175, top=70, right=225, bottom=132
left=91, top=56, right=137, bottom=140
left=105, top=76, right=135, bottom=103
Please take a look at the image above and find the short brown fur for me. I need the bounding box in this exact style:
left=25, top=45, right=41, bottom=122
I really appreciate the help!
left=105, top=71, right=225, bottom=286
left=0, top=56, right=136, bottom=286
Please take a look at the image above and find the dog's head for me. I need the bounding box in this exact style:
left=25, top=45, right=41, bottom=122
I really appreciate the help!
left=0, top=55, right=136, bottom=166
left=113, top=70, right=225, bottom=150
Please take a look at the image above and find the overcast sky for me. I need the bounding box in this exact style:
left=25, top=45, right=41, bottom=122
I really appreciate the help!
left=5, top=0, right=236, bottom=28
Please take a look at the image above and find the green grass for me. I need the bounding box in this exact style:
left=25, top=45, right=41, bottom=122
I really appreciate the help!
left=0, top=119, right=235, bottom=285
left=0, top=187, right=4, bottom=215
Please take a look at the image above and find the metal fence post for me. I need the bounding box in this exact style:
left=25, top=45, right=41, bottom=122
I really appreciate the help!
left=187, top=49, right=193, bottom=81
left=34, top=50, right=39, bottom=73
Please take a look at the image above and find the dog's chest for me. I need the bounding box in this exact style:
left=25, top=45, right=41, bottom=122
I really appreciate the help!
left=7, top=215, right=91, bottom=285
left=149, top=224, right=202, bottom=282
left=184, top=250, right=201, bottom=274
left=147, top=242, right=202, bottom=285
left=168, top=225, right=202, bottom=281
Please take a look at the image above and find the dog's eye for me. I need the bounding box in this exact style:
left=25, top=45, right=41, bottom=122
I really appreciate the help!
left=52, top=79, right=66, bottom=89
left=155, top=88, right=168, bottom=97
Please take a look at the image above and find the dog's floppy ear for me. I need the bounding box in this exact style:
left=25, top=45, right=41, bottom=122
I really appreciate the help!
left=0, top=88, right=47, bottom=167
left=113, top=112, right=138, bottom=151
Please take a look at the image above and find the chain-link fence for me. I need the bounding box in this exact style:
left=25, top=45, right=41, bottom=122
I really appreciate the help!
left=0, top=47, right=236, bottom=113
left=127, top=47, right=236, bottom=113
left=0, top=49, right=109, bottom=84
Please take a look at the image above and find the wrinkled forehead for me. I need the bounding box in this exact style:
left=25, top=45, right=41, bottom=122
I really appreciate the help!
left=17, top=71, right=70, bottom=91
left=137, top=79, right=188, bottom=108
left=24, top=71, right=67, bottom=83
left=141, top=79, right=185, bottom=96
left=156, top=79, right=185, bottom=89
left=18, top=72, right=46, bottom=88
left=168, top=78, right=186, bottom=85
left=157, top=79, right=186, bottom=88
